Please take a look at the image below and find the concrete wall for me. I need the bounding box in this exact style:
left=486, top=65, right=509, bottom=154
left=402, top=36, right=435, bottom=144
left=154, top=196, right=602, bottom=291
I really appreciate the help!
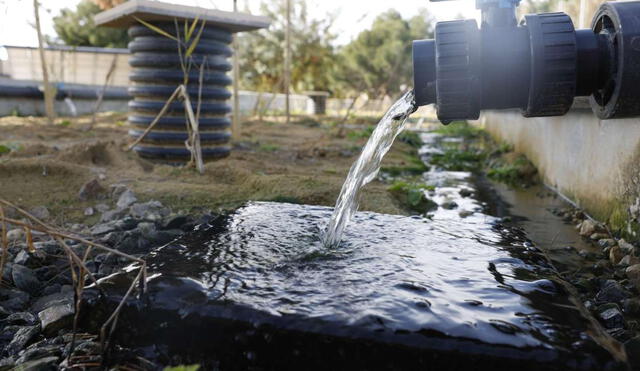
left=479, top=108, right=640, bottom=233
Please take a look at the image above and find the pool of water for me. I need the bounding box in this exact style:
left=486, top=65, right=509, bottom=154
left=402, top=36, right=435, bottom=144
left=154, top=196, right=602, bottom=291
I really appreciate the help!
left=85, top=130, right=625, bottom=370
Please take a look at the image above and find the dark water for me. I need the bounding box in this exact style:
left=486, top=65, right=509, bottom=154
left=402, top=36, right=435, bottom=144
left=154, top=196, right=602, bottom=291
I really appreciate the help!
left=88, top=131, right=625, bottom=370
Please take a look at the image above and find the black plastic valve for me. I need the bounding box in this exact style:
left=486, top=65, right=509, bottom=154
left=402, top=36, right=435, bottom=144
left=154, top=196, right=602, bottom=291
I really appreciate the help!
left=413, top=1, right=640, bottom=123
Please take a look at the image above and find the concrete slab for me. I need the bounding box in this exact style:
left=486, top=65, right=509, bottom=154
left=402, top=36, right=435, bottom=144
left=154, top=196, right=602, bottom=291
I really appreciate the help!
left=94, top=0, right=270, bottom=32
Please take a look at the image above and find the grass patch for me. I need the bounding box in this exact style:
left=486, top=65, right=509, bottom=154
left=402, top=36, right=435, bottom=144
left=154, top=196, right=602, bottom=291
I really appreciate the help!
left=431, top=148, right=485, bottom=171
left=259, top=143, right=280, bottom=152
left=433, top=121, right=484, bottom=138
left=486, top=153, right=537, bottom=185
left=388, top=181, right=437, bottom=213
left=347, top=126, right=374, bottom=140
left=398, top=131, right=423, bottom=148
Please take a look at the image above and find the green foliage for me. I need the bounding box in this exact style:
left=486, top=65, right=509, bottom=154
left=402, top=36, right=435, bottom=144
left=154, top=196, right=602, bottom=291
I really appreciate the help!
left=0, top=142, right=22, bottom=156
left=486, top=154, right=537, bottom=185
left=0, top=145, right=10, bottom=155
left=388, top=181, right=437, bottom=213
left=52, top=0, right=129, bottom=48
left=398, top=131, right=423, bottom=148
left=58, top=120, right=72, bottom=127
left=431, top=148, right=485, bottom=171
left=433, top=121, right=484, bottom=138
left=237, top=0, right=338, bottom=93
left=335, top=9, right=434, bottom=97
left=259, top=143, right=280, bottom=152
left=346, top=126, right=374, bottom=140
left=163, top=365, right=200, bottom=371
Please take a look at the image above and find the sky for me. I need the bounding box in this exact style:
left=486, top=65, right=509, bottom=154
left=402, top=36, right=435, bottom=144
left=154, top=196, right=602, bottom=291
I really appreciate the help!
left=0, top=0, right=479, bottom=48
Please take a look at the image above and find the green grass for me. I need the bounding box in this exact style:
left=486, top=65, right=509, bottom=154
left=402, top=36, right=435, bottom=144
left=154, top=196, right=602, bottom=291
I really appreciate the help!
left=347, top=126, right=375, bottom=140
left=259, top=143, right=280, bottom=152
left=433, top=121, right=484, bottom=138
left=269, top=195, right=302, bottom=204
left=388, top=181, right=437, bottom=213
left=398, top=131, right=423, bottom=148
left=431, top=148, right=486, bottom=171
left=486, top=154, right=537, bottom=185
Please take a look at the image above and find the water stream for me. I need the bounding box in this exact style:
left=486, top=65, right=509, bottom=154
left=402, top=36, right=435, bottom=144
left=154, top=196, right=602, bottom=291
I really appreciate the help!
left=323, top=90, right=416, bottom=247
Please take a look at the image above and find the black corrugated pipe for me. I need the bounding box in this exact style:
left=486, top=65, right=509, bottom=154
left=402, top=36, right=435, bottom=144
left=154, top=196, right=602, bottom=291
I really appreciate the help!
left=127, top=23, right=233, bottom=162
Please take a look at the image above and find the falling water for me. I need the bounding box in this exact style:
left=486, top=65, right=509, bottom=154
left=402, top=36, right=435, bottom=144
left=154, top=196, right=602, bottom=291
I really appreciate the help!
left=323, top=90, right=416, bottom=247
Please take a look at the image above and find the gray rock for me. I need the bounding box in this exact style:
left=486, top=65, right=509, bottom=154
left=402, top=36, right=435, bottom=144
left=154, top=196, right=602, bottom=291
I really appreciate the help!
left=590, top=232, right=609, bottom=240
left=599, top=306, right=625, bottom=329
left=440, top=201, right=458, bottom=210
left=12, top=356, right=57, bottom=371
left=116, top=189, right=137, bottom=209
left=595, top=280, right=630, bottom=303
left=78, top=179, right=106, bottom=201
left=162, top=214, right=192, bottom=230
left=28, top=206, right=49, bottom=221
left=619, top=239, right=636, bottom=254
left=0, top=304, right=9, bottom=318
left=0, top=357, right=15, bottom=371
left=83, top=207, right=94, bottom=216
left=6, top=325, right=40, bottom=356
left=14, top=250, right=46, bottom=268
left=38, top=303, right=74, bottom=336
left=16, top=345, right=60, bottom=364
left=3, top=312, right=36, bottom=326
left=130, top=201, right=170, bottom=221
left=625, top=335, right=640, bottom=368
left=618, top=255, right=640, bottom=267
left=623, top=298, right=640, bottom=316
left=12, top=265, right=41, bottom=295
left=94, top=203, right=110, bottom=213
left=99, top=208, right=127, bottom=223
left=30, top=291, right=73, bottom=313
left=0, top=292, right=30, bottom=311
left=7, top=229, right=24, bottom=241
left=598, top=239, right=617, bottom=248
left=110, top=183, right=129, bottom=199
left=91, top=217, right=138, bottom=235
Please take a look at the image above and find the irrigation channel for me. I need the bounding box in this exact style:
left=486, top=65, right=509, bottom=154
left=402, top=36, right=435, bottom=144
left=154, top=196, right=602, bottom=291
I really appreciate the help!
left=78, top=116, right=634, bottom=369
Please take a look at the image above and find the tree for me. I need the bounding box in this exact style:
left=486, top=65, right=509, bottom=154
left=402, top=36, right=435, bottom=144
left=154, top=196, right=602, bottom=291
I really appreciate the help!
left=236, top=0, right=338, bottom=93
left=52, top=0, right=128, bottom=48
left=336, top=9, right=434, bottom=98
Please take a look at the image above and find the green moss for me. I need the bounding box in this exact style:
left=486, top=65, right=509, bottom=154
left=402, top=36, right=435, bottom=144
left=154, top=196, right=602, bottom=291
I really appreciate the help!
left=388, top=181, right=437, bottom=213
left=433, top=121, right=484, bottom=138
left=486, top=154, right=537, bottom=186
left=431, top=148, right=486, bottom=171
left=398, top=131, right=423, bottom=148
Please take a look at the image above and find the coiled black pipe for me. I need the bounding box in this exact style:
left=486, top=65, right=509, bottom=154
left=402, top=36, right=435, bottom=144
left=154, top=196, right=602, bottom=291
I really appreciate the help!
left=127, top=22, right=233, bottom=162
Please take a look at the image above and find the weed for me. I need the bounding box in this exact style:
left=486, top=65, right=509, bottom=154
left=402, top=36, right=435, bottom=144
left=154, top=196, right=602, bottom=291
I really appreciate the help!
left=486, top=154, right=537, bottom=185
left=433, top=121, right=484, bottom=138
left=398, top=131, right=423, bottom=148
left=388, top=181, right=437, bottom=213
left=431, top=148, right=485, bottom=171
left=259, top=144, right=280, bottom=152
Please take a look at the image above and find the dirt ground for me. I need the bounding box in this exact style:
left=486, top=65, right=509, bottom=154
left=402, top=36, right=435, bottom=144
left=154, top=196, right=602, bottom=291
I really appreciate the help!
left=0, top=113, right=420, bottom=225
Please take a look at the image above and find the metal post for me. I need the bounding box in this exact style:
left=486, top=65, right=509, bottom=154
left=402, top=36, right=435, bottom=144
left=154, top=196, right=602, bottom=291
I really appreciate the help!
left=232, top=0, right=241, bottom=138
left=284, top=0, right=291, bottom=124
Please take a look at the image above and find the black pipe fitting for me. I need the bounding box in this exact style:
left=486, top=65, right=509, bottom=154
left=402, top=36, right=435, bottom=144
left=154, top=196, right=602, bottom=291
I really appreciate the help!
left=413, top=1, right=640, bottom=123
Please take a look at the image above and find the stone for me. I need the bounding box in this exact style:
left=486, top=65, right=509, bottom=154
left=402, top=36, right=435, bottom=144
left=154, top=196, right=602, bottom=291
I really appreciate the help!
left=459, top=188, right=473, bottom=197
left=91, top=217, right=138, bottom=235
left=618, top=255, right=640, bottom=267
left=3, top=312, right=36, bottom=326
left=99, top=208, right=127, bottom=223
left=595, top=280, right=629, bottom=303
left=599, top=306, right=625, bottom=329
left=110, top=183, right=129, bottom=199
left=579, top=219, right=599, bottom=237
left=623, top=298, right=640, bottom=316
left=619, top=239, right=636, bottom=254
left=14, top=249, right=46, bottom=268
left=162, top=215, right=192, bottom=230
left=28, top=206, right=49, bottom=221
left=0, top=305, right=9, bottom=318
left=12, top=265, right=42, bottom=296
left=78, top=179, right=106, bottom=201
left=598, top=239, right=617, bottom=248
left=626, top=264, right=640, bottom=280
left=590, top=233, right=609, bottom=241
left=7, top=229, right=24, bottom=241
left=16, top=344, right=60, bottom=364
left=12, top=356, right=58, bottom=371
left=130, top=201, right=170, bottom=221
left=625, top=335, right=640, bottom=368
left=83, top=207, right=94, bottom=216
left=38, top=303, right=74, bottom=336
left=95, top=203, right=110, bottom=213
left=440, top=201, right=458, bottom=210
left=6, top=325, right=41, bottom=356
left=116, top=189, right=137, bottom=209
left=609, top=245, right=625, bottom=265
left=0, top=357, right=15, bottom=371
